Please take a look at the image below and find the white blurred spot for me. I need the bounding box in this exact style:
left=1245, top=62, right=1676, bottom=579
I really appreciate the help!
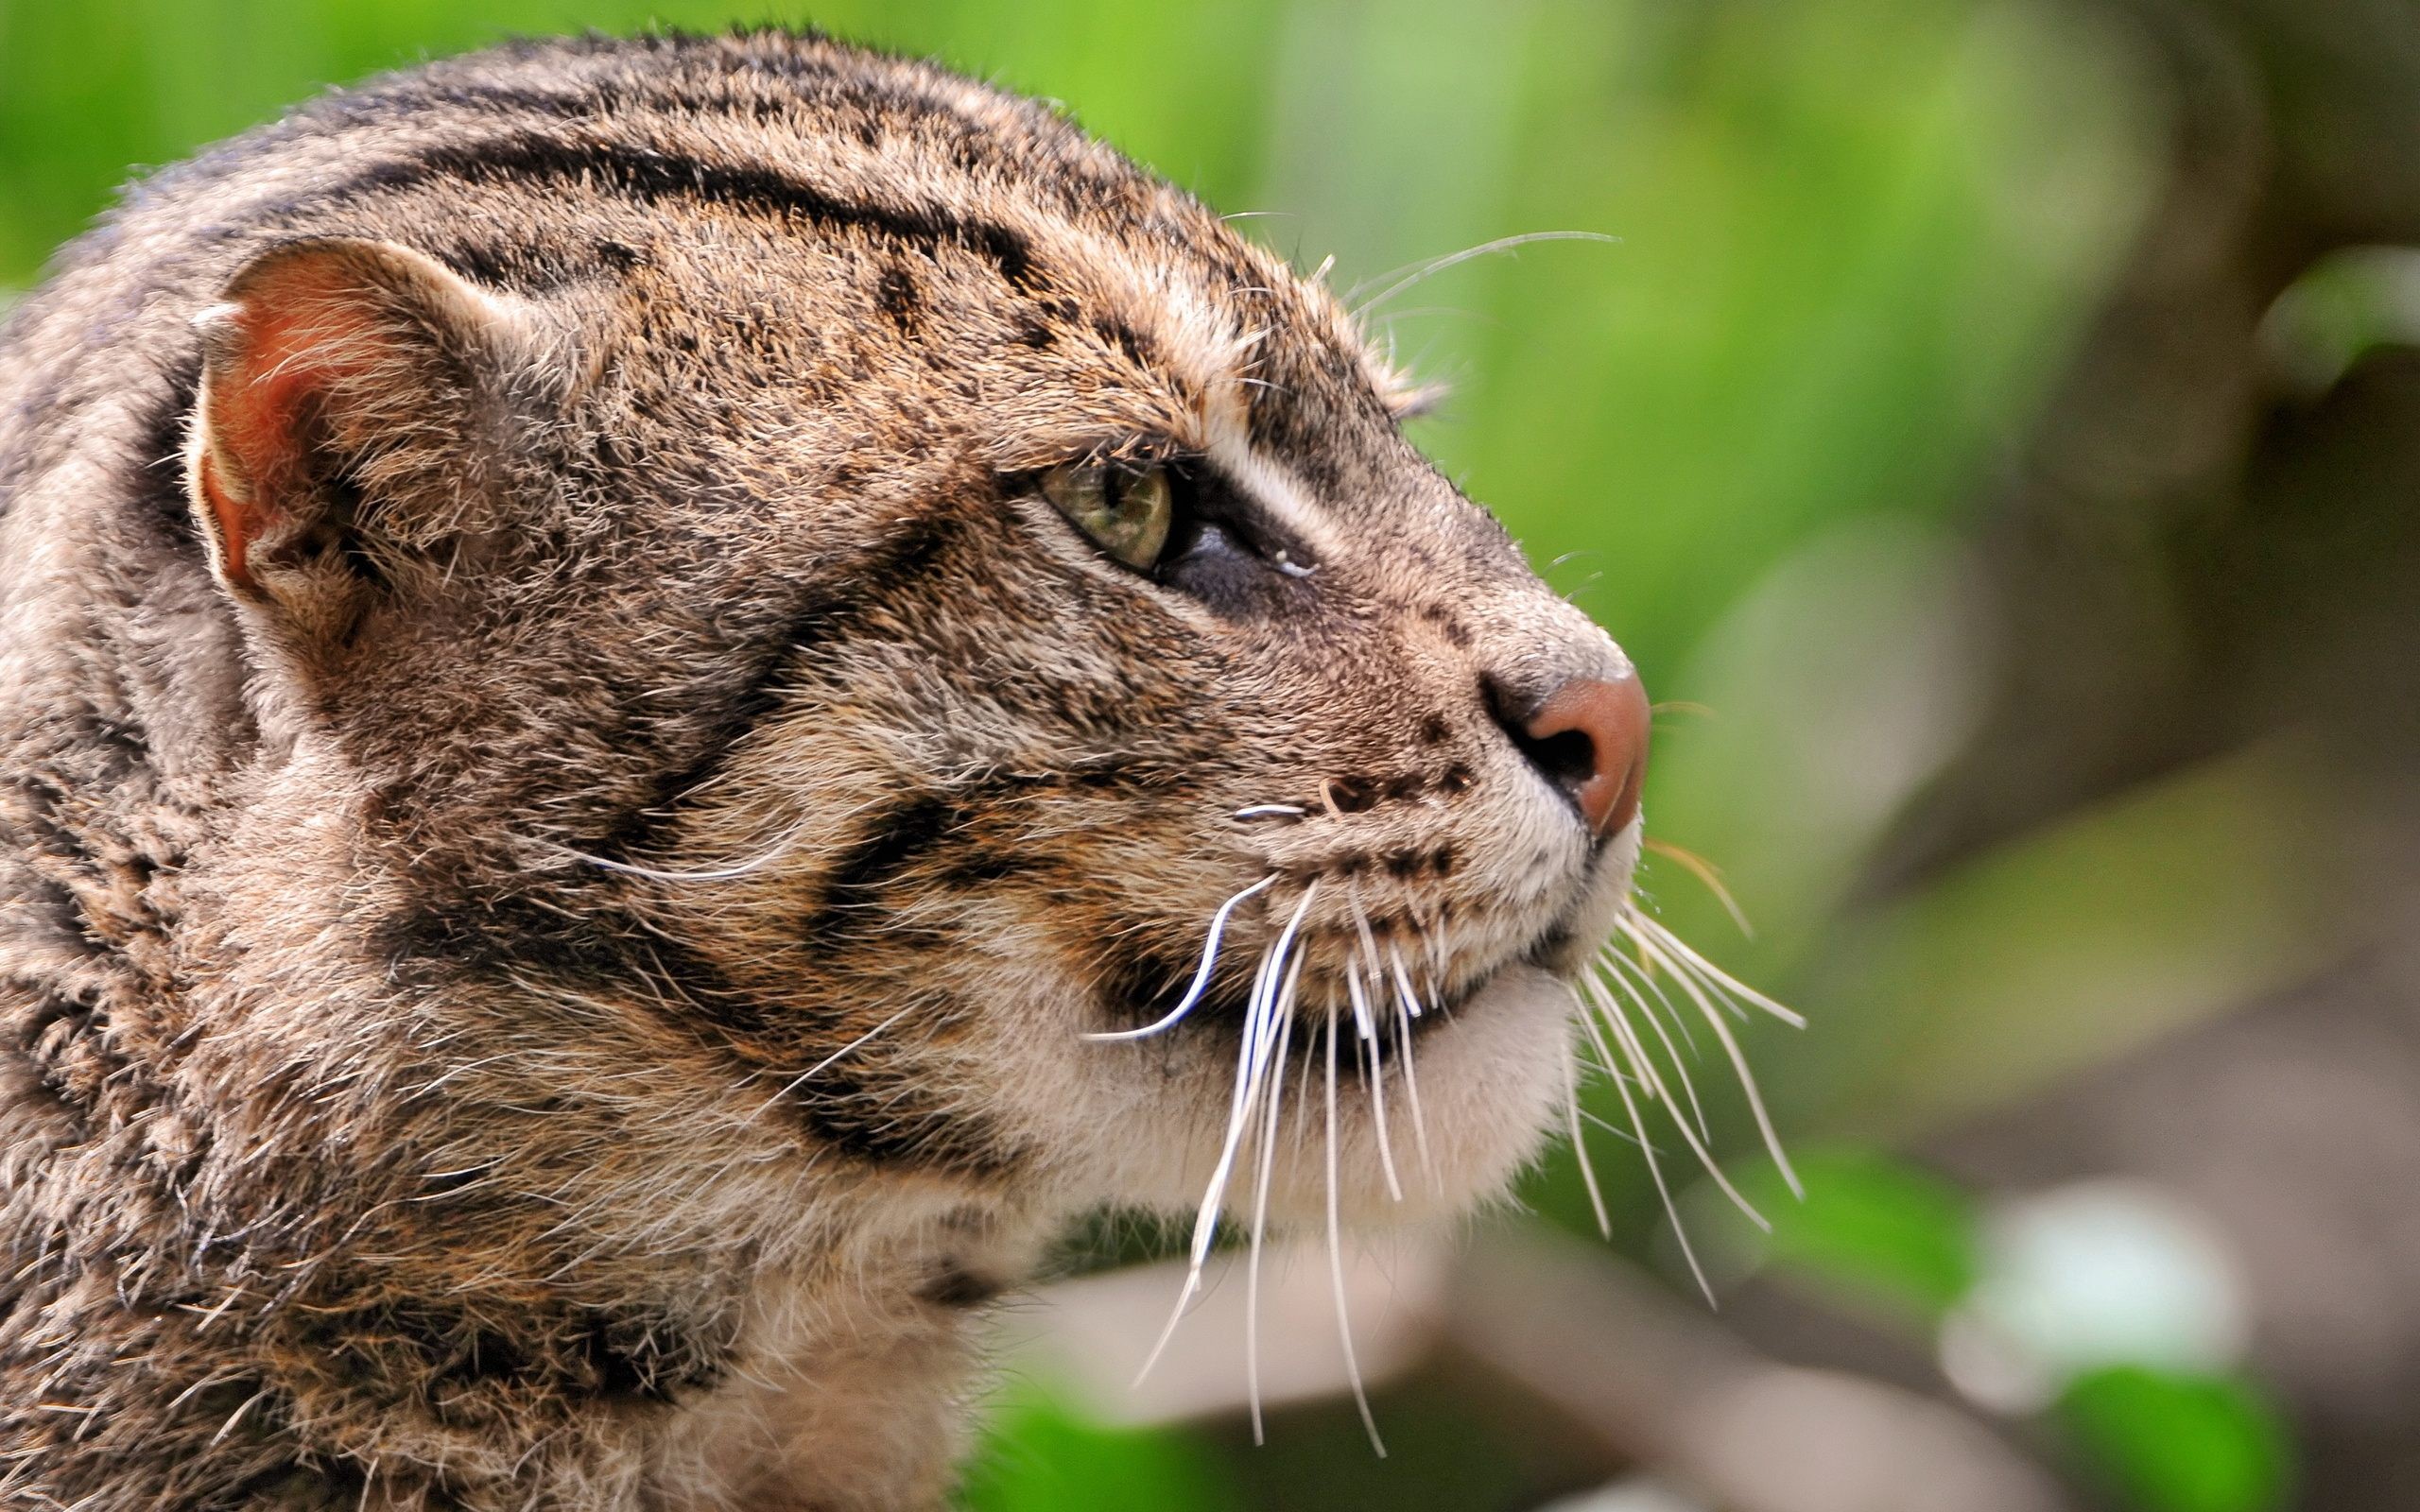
left=2261, top=245, right=2420, bottom=394
left=1941, top=1177, right=2251, bottom=1412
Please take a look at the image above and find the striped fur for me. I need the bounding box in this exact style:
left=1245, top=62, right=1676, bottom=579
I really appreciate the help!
left=0, top=29, right=1641, bottom=1509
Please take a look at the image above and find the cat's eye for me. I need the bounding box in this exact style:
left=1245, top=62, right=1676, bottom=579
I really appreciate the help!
left=1041, top=462, right=1174, bottom=571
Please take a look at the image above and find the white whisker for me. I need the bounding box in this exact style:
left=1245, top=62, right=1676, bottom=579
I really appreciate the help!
left=743, top=1003, right=917, bottom=1125
left=1591, top=995, right=1715, bottom=1305
left=1324, top=1014, right=1386, bottom=1455
left=1292, top=988, right=1325, bottom=1160
left=1084, top=874, right=1277, bottom=1042
left=1623, top=911, right=1806, bottom=1028
left=1576, top=1104, right=1649, bottom=1149
left=1597, top=959, right=1712, bottom=1144
left=1387, top=944, right=1435, bottom=1184
left=1583, top=975, right=1768, bottom=1233
left=549, top=814, right=820, bottom=884
left=1343, top=888, right=1384, bottom=1041
left=1571, top=978, right=1634, bottom=1095
left=1385, top=942, right=1425, bottom=1022
left=1350, top=972, right=1403, bottom=1204
left=1622, top=927, right=1804, bottom=1199
left=1563, top=1046, right=1612, bottom=1238
left=1244, top=981, right=1298, bottom=1446
left=1138, top=881, right=1318, bottom=1383
left=1603, top=941, right=1699, bottom=1057
left=1351, top=230, right=1619, bottom=315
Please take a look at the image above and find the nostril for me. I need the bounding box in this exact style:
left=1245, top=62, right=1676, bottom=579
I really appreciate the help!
left=1510, top=723, right=1598, bottom=793
left=1489, top=671, right=1651, bottom=835
left=1485, top=675, right=1589, bottom=783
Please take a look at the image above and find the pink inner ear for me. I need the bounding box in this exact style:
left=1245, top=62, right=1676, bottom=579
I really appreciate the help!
left=199, top=273, right=389, bottom=591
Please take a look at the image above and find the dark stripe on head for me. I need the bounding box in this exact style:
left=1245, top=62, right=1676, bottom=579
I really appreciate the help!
left=337, top=35, right=1135, bottom=216
left=595, top=503, right=971, bottom=865
left=766, top=1035, right=1021, bottom=1177
left=302, top=132, right=1044, bottom=291
left=796, top=794, right=958, bottom=953
left=124, top=353, right=203, bottom=552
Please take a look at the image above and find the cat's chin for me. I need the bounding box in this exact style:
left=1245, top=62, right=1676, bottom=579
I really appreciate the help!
left=1274, top=959, right=1578, bottom=1226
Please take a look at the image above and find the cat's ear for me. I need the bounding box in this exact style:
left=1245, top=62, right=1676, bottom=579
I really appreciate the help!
left=186, top=237, right=550, bottom=640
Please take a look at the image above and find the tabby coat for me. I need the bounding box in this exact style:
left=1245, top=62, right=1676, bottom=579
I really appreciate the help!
left=0, top=31, right=1642, bottom=1510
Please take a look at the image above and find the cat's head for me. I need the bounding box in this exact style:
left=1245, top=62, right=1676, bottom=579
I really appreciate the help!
left=181, top=32, right=1655, bottom=1233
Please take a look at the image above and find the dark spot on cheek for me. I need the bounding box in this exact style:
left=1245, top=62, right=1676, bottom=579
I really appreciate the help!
left=1420, top=603, right=1474, bottom=647
left=876, top=263, right=923, bottom=331
left=1386, top=850, right=1423, bottom=879
left=1093, top=933, right=1256, bottom=1028
left=918, top=1263, right=1005, bottom=1309
left=1439, top=765, right=1475, bottom=796
left=1528, top=919, right=1577, bottom=962
left=1432, top=845, right=1458, bottom=878
left=798, top=796, right=958, bottom=950
left=1325, top=777, right=1378, bottom=813
left=1419, top=714, right=1451, bottom=746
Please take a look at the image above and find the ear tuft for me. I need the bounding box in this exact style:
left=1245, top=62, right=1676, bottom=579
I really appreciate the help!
left=184, top=237, right=533, bottom=630
left=1373, top=359, right=1450, bottom=421
left=1377, top=369, right=1451, bottom=421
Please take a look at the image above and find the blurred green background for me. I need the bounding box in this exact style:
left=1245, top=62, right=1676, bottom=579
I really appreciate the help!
left=8, top=1, right=2417, bottom=1507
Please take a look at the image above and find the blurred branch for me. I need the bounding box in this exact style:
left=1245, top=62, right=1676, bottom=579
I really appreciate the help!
left=1000, top=1225, right=2076, bottom=1512
left=1444, top=1229, right=2076, bottom=1512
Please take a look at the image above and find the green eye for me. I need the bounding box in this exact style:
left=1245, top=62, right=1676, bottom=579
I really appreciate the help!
left=1041, top=462, right=1174, bottom=571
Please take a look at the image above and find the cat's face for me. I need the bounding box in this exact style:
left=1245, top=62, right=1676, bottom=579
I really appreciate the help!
left=187, top=38, right=1648, bottom=1230
left=657, top=230, right=1648, bottom=1226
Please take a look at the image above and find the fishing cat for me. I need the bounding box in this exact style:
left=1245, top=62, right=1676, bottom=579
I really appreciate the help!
left=0, top=28, right=1754, bottom=1510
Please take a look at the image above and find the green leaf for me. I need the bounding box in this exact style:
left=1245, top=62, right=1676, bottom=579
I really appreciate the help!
left=1754, top=1145, right=1980, bottom=1317
left=2058, top=1366, right=2292, bottom=1512
left=959, top=1386, right=1241, bottom=1512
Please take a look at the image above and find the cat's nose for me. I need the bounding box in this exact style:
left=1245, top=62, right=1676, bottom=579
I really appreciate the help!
left=1494, top=671, right=1651, bottom=836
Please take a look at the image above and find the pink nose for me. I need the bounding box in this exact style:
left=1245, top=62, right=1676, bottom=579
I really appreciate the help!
left=1521, top=673, right=1651, bottom=835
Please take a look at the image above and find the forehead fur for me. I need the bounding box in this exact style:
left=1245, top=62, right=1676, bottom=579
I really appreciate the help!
left=325, top=32, right=1402, bottom=472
